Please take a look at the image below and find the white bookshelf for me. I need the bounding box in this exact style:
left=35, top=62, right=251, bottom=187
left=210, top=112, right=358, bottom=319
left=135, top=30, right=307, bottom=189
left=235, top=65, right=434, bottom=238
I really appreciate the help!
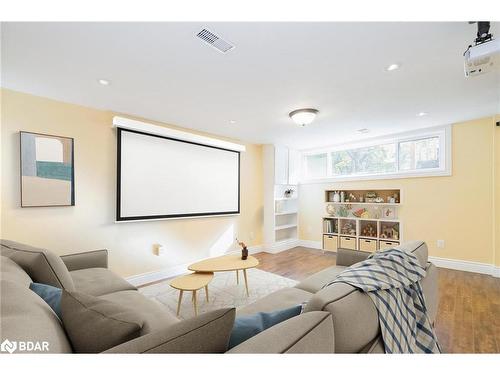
left=326, top=202, right=400, bottom=207
left=322, top=189, right=402, bottom=253
left=263, top=145, right=300, bottom=251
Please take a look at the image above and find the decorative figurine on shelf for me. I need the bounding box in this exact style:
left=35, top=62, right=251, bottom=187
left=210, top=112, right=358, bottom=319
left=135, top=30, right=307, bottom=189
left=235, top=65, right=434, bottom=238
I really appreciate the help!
left=365, top=191, right=377, bottom=203
left=284, top=188, right=295, bottom=198
left=337, top=205, right=349, bottom=217
left=353, top=208, right=367, bottom=218
left=326, top=203, right=336, bottom=216
left=362, top=223, right=376, bottom=237
left=236, top=239, right=248, bottom=260
left=341, top=221, right=356, bottom=236
left=392, top=227, right=399, bottom=240
left=332, top=191, right=340, bottom=202
left=348, top=193, right=357, bottom=202
left=340, top=191, right=345, bottom=203
left=375, top=196, right=385, bottom=203
left=380, top=225, right=393, bottom=239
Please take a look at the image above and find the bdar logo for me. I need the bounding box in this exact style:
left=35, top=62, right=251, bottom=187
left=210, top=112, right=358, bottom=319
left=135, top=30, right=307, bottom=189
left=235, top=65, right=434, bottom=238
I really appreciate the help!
left=1, top=339, right=17, bottom=354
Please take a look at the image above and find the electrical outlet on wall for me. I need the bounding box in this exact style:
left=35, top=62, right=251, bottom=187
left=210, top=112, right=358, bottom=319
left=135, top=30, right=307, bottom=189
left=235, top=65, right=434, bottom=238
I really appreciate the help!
left=155, top=245, right=166, bottom=256
left=437, top=240, right=445, bottom=249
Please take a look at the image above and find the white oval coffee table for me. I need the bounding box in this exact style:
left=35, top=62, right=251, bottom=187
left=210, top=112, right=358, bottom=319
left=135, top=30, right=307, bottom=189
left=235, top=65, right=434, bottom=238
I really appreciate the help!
left=188, top=254, right=259, bottom=297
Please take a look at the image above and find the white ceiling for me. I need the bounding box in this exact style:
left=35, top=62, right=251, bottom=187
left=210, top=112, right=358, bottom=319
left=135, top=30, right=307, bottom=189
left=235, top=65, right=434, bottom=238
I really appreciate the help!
left=1, top=22, right=499, bottom=149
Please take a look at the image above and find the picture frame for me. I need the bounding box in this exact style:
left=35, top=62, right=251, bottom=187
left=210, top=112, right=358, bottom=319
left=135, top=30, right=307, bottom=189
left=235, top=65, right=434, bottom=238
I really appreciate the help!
left=20, top=131, right=75, bottom=207
left=382, top=206, right=395, bottom=219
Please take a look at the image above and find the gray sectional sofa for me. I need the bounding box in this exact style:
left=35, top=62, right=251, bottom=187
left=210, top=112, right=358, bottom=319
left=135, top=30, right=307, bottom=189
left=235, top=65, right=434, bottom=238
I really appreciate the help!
left=0, top=239, right=438, bottom=354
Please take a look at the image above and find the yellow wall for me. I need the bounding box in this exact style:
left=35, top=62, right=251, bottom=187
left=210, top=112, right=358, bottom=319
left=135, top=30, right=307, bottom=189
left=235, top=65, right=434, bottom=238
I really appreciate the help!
left=299, top=116, right=498, bottom=266
left=495, top=115, right=500, bottom=266
left=2, top=88, right=498, bottom=274
left=1, top=89, right=263, bottom=278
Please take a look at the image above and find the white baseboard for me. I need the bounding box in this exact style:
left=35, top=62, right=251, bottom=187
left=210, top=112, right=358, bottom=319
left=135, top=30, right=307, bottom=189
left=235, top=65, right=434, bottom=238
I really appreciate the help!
left=298, top=240, right=322, bottom=249
left=126, top=262, right=191, bottom=287
left=263, top=239, right=301, bottom=254
left=429, top=256, right=500, bottom=278
left=126, top=244, right=264, bottom=287
left=492, top=266, right=500, bottom=278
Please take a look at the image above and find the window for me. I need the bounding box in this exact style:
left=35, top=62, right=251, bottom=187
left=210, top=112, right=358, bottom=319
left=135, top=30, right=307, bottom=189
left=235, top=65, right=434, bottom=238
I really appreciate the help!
left=331, top=143, right=396, bottom=176
left=398, top=137, right=439, bottom=171
left=304, top=153, right=327, bottom=179
left=301, top=126, right=450, bottom=181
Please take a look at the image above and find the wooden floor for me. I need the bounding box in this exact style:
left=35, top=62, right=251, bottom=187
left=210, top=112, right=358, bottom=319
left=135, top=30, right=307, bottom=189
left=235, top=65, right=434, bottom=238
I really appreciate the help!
left=253, top=247, right=500, bottom=353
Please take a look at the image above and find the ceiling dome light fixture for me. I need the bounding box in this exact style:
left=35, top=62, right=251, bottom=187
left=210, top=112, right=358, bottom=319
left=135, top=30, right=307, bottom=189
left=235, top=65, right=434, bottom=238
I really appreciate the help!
left=289, top=108, right=319, bottom=127
left=417, top=112, right=428, bottom=117
left=98, top=79, right=110, bottom=86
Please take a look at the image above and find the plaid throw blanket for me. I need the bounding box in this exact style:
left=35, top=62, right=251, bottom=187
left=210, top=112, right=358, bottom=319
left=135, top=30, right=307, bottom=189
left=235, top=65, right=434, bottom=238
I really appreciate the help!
left=323, top=248, right=440, bottom=353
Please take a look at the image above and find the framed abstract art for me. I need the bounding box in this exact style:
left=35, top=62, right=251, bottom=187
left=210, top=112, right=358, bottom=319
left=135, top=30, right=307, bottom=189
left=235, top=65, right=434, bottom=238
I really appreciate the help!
left=20, top=131, right=75, bottom=207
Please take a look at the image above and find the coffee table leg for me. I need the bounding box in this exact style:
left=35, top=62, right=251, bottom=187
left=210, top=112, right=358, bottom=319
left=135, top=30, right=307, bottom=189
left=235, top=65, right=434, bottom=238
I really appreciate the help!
left=193, top=290, right=198, bottom=316
left=205, top=285, right=209, bottom=302
left=243, top=269, right=249, bottom=297
left=236, top=270, right=239, bottom=284
left=176, top=290, right=183, bottom=316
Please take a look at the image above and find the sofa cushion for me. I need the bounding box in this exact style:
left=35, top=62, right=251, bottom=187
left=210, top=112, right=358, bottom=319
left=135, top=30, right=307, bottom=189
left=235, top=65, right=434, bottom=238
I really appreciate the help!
left=0, top=280, right=73, bottom=353
left=1, top=240, right=75, bottom=291
left=99, top=290, right=179, bottom=334
left=295, top=265, right=346, bottom=293
left=227, top=311, right=335, bottom=353
left=69, top=268, right=136, bottom=296
left=229, top=305, right=302, bottom=349
left=104, top=308, right=236, bottom=353
left=29, top=282, right=62, bottom=318
left=0, top=255, right=33, bottom=287
left=304, top=281, right=379, bottom=353
left=61, top=290, right=145, bottom=353
left=236, top=287, right=312, bottom=316
left=395, top=240, right=428, bottom=268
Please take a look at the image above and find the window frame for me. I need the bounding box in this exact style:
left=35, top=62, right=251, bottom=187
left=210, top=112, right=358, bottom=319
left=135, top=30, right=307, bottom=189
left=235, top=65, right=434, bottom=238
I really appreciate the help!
left=300, top=125, right=451, bottom=183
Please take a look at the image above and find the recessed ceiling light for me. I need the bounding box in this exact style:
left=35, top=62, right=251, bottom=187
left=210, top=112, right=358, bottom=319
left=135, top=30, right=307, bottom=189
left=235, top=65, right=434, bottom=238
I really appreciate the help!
left=229, top=120, right=236, bottom=124
left=98, top=79, right=110, bottom=86
left=289, top=108, right=319, bottom=127
left=417, top=112, right=428, bottom=117
left=386, top=63, right=400, bottom=71
left=357, top=128, right=370, bottom=134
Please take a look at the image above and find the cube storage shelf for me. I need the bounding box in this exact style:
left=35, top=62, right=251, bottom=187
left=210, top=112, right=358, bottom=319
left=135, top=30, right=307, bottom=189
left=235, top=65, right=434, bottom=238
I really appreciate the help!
left=322, top=189, right=402, bottom=253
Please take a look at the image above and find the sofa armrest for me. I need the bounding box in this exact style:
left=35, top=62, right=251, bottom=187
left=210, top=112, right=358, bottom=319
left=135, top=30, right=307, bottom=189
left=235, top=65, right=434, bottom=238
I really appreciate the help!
left=335, top=248, right=370, bottom=267
left=103, top=308, right=235, bottom=353
left=60, top=249, right=108, bottom=271
left=226, top=311, right=334, bottom=353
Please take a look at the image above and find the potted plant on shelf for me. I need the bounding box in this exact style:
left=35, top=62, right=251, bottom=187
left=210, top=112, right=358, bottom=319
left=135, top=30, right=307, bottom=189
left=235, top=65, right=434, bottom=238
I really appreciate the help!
left=284, top=188, right=295, bottom=198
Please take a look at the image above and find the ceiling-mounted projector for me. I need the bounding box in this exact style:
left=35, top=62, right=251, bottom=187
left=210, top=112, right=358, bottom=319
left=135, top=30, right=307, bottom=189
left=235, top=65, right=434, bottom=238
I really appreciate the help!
left=464, top=21, right=500, bottom=77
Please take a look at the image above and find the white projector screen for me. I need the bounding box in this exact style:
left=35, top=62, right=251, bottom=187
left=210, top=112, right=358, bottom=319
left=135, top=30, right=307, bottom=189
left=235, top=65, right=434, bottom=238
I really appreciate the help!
left=117, top=128, right=240, bottom=221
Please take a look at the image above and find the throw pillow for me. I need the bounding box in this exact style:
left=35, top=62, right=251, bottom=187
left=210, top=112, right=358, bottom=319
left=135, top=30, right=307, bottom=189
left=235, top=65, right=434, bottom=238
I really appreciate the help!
left=228, top=305, right=302, bottom=349
left=60, top=290, right=145, bottom=353
left=29, top=282, right=62, bottom=319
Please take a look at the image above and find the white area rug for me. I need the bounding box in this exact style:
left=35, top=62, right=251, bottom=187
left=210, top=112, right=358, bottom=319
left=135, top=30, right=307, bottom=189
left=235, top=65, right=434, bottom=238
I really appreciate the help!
left=139, top=268, right=297, bottom=319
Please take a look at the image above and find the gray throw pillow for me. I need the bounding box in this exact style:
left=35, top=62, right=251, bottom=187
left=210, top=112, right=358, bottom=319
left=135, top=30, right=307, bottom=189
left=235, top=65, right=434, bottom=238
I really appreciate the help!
left=61, top=290, right=144, bottom=353
left=104, top=308, right=236, bottom=353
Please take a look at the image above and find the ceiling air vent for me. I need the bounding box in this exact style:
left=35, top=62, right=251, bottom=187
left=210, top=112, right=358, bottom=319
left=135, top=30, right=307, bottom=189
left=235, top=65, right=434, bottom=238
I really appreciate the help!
left=196, top=28, right=234, bottom=53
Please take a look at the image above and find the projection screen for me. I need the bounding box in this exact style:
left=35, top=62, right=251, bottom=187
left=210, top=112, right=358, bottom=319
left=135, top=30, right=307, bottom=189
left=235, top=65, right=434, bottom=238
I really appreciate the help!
left=116, top=128, right=240, bottom=221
